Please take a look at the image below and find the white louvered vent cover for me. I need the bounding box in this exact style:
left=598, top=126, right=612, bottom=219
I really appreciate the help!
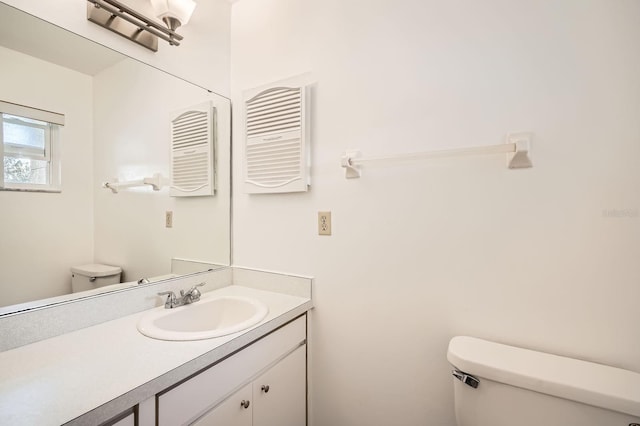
left=170, top=101, right=216, bottom=197
left=244, top=85, right=309, bottom=194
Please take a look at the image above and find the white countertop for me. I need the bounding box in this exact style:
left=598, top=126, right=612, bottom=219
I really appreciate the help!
left=0, top=285, right=312, bottom=426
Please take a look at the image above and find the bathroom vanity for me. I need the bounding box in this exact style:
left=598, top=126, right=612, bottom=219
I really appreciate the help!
left=0, top=269, right=312, bottom=426
left=157, top=316, right=306, bottom=426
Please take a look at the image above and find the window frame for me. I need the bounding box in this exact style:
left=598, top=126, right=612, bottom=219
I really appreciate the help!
left=0, top=101, right=64, bottom=193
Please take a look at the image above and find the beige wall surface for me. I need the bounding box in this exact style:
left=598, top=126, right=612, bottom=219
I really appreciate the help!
left=230, top=1, right=640, bottom=425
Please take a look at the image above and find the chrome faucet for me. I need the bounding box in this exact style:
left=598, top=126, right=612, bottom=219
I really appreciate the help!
left=158, top=283, right=205, bottom=309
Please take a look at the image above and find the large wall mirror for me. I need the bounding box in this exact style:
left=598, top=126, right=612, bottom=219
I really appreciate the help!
left=0, top=2, right=231, bottom=314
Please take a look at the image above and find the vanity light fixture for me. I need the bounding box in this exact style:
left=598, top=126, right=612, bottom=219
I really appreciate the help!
left=87, top=0, right=196, bottom=52
left=149, top=0, right=196, bottom=31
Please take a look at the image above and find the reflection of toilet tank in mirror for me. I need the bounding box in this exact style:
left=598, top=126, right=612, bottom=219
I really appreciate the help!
left=70, top=264, right=122, bottom=293
left=170, top=101, right=216, bottom=197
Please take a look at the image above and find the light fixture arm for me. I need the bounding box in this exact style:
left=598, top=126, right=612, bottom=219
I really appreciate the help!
left=87, top=0, right=185, bottom=51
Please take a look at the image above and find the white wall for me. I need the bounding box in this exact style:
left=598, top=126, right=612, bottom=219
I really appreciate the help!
left=0, top=47, right=94, bottom=306
left=2, top=0, right=230, bottom=94
left=93, top=58, right=231, bottom=283
left=230, top=1, right=640, bottom=425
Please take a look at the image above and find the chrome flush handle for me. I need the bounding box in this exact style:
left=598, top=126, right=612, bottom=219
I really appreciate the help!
left=452, top=369, right=480, bottom=389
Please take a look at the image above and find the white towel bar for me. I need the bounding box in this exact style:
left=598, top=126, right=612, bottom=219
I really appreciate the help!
left=340, top=133, right=533, bottom=178
left=102, top=173, right=164, bottom=193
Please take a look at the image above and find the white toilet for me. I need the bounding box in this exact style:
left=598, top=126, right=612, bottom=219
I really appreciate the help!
left=70, top=263, right=122, bottom=293
left=447, top=336, right=640, bottom=426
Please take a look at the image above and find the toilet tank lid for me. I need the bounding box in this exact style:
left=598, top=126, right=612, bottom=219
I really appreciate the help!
left=447, top=336, right=640, bottom=418
left=71, top=264, right=122, bottom=277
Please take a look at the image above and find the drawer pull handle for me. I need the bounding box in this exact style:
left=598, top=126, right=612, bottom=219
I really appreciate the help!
left=261, top=385, right=270, bottom=393
left=240, top=400, right=250, bottom=409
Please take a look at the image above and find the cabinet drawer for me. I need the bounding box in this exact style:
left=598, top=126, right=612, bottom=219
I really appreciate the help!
left=158, top=315, right=306, bottom=426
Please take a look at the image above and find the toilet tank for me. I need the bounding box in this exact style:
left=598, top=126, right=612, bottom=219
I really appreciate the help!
left=447, top=336, right=640, bottom=426
left=71, top=264, right=122, bottom=293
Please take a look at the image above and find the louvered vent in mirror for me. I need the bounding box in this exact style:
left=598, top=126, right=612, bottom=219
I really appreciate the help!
left=170, top=101, right=216, bottom=197
left=244, top=85, right=309, bottom=194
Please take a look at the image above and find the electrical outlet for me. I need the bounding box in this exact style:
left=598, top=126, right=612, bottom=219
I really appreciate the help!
left=318, top=211, right=331, bottom=235
left=165, top=211, right=173, bottom=228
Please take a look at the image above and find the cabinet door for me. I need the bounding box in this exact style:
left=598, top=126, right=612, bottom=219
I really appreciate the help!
left=252, top=344, right=306, bottom=426
left=192, top=384, right=252, bottom=426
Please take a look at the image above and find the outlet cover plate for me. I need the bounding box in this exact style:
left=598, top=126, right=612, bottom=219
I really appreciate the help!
left=318, top=211, right=331, bottom=235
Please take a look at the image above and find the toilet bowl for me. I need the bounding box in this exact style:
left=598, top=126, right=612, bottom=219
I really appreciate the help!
left=447, top=336, right=640, bottom=426
left=71, top=263, right=122, bottom=293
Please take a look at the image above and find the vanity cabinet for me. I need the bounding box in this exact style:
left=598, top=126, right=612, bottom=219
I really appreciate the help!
left=157, top=315, right=307, bottom=426
left=194, top=344, right=306, bottom=426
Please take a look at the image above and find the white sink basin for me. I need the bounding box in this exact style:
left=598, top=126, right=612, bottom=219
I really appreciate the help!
left=137, top=295, right=269, bottom=341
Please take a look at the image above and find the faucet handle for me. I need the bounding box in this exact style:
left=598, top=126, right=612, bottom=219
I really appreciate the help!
left=187, top=283, right=205, bottom=301
left=157, top=290, right=177, bottom=308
